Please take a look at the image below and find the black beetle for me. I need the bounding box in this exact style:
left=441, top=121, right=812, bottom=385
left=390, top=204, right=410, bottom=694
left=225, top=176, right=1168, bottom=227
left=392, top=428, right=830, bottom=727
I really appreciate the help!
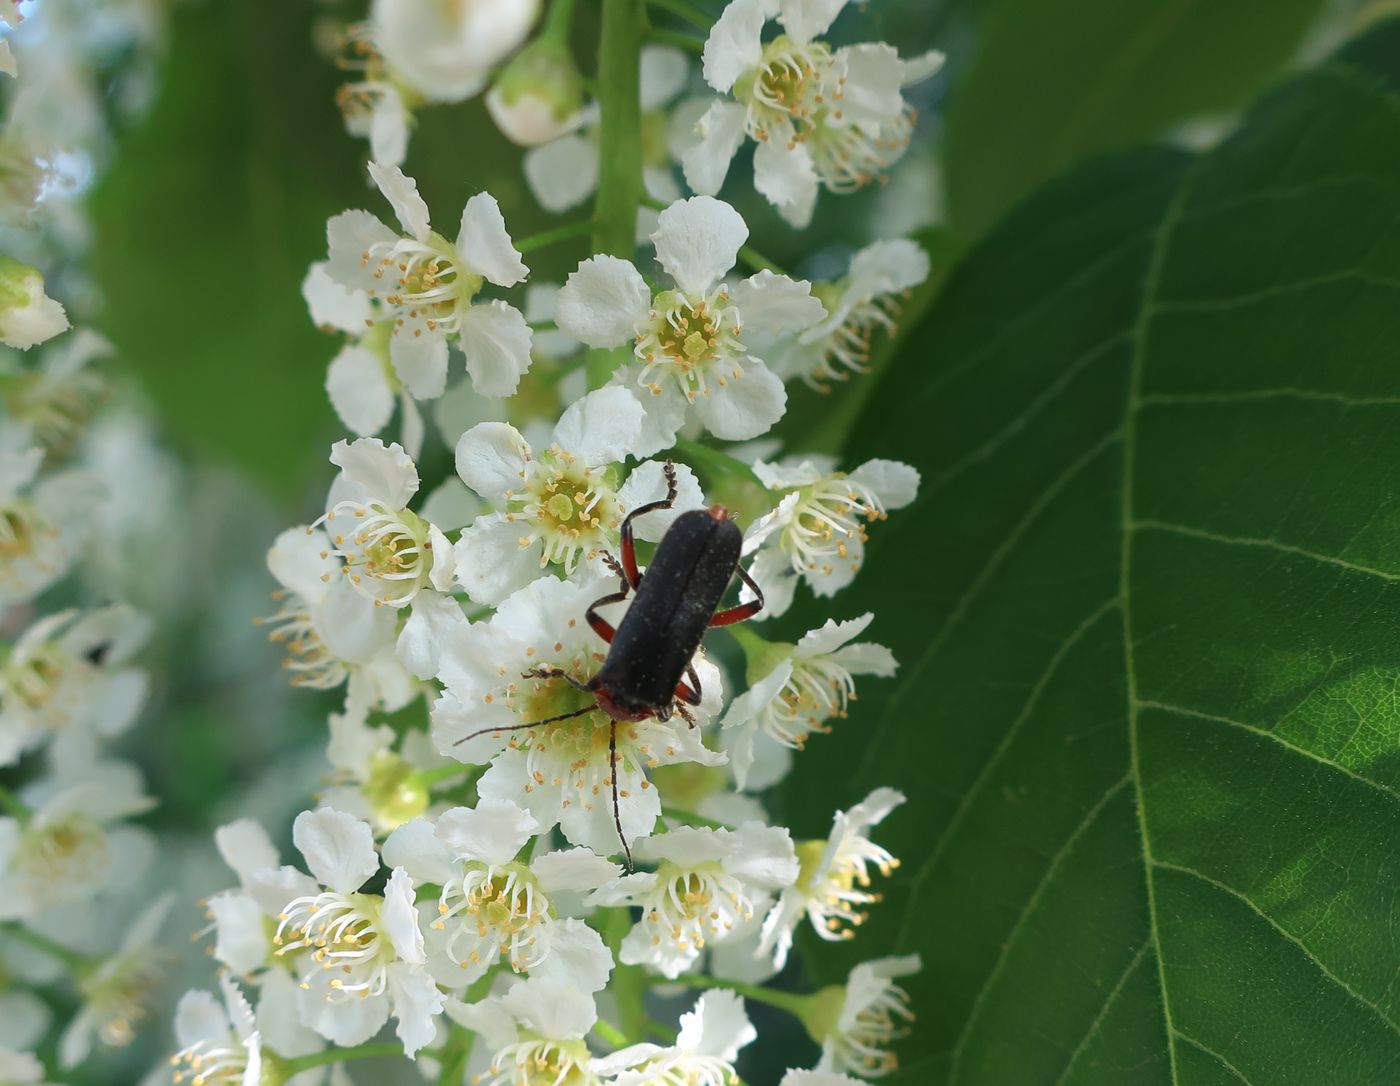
left=455, top=462, right=764, bottom=867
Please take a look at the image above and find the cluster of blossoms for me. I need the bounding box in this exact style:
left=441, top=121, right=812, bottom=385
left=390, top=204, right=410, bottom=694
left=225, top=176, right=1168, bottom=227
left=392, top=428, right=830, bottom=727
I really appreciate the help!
left=171, top=0, right=940, bottom=1083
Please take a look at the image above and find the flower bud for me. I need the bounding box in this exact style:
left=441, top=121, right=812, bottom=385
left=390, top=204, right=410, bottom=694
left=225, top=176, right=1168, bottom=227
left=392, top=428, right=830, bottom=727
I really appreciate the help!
left=0, top=257, right=68, bottom=349
left=486, top=38, right=585, bottom=146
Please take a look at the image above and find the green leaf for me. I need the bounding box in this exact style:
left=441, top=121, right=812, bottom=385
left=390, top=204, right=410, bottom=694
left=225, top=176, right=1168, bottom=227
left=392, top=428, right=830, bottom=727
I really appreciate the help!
left=942, top=0, right=1328, bottom=241
left=781, top=60, right=1400, bottom=1083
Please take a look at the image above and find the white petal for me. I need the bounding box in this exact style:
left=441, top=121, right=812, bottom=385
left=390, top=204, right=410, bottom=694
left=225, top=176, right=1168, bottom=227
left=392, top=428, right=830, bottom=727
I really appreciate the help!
left=845, top=238, right=930, bottom=302
left=255, top=970, right=322, bottom=1060
left=383, top=818, right=458, bottom=885
left=329, top=438, right=420, bottom=508
left=458, top=301, right=533, bottom=397
left=616, top=459, right=706, bottom=541
left=652, top=196, right=747, bottom=295
left=640, top=43, right=689, bottom=108
left=390, top=330, right=450, bottom=400
left=207, top=892, right=271, bottom=975
left=327, top=210, right=397, bottom=292
left=428, top=525, right=456, bottom=591
left=381, top=867, right=426, bottom=965
left=502, top=978, right=598, bottom=1040
left=420, top=477, right=482, bottom=532
left=844, top=786, right=906, bottom=835
left=636, top=825, right=731, bottom=867
left=780, top=1073, right=865, bottom=1086
left=702, top=0, right=770, bottom=91
left=303, top=262, right=371, bottom=332
left=746, top=545, right=797, bottom=617
left=681, top=101, right=748, bottom=197
left=523, top=135, right=600, bottom=213
left=266, top=526, right=337, bottom=604
left=368, top=161, right=432, bottom=240
left=292, top=808, right=379, bottom=893
left=532, top=847, right=623, bottom=893
left=370, top=89, right=411, bottom=165
left=619, top=377, right=688, bottom=458
left=315, top=579, right=398, bottom=664
left=174, top=990, right=227, bottom=1050
left=828, top=640, right=898, bottom=677
left=396, top=589, right=466, bottom=680
left=726, top=822, right=798, bottom=888
left=453, top=512, right=546, bottom=605
left=695, top=357, right=786, bottom=440
left=328, top=345, right=396, bottom=435
left=214, top=818, right=280, bottom=886
left=387, top=963, right=446, bottom=1058
left=677, top=989, right=755, bottom=1060
left=246, top=865, right=321, bottom=916
left=529, top=918, right=615, bottom=993
left=731, top=271, right=826, bottom=336
left=778, top=0, right=846, bottom=42
left=457, top=193, right=528, bottom=287
left=794, top=613, right=872, bottom=658
left=901, top=47, right=945, bottom=86
left=736, top=727, right=794, bottom=791
left=837, top=43, right=905, bottom=127
left=435, top=798, right=539, bottom=866
left=454, top=420, right=531, bottom=499
left=754, top=140, right=819, bottom=228
left=551, top=386, right=645, bottom=464
left=556, top=255, right=650, bottom=348
left=848, top=457, right=920, bottom=509
left=326, top=709, right=394, bottom=777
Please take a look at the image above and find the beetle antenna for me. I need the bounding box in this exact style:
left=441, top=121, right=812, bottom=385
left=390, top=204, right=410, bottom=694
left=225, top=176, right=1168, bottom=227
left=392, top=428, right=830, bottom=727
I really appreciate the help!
left=452, top=704, right=597, bottom=746
left=609, top=721, right=634, bottom=873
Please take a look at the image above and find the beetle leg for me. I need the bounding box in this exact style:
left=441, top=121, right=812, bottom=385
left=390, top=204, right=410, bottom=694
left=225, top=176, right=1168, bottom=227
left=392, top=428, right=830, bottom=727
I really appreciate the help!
left=452, top=704, right=596, bottom=746
left=708, top=563, right=766, bottom=627
left=585, top=585, right=631, bottom=644
left=609, top=721, right=635, bottom=873
left=522, top=665, right=592, bottom=692
left=618, top=460, right=678, bottom=587
left=676, top=702, right=696, bottom=728
left=600, top=550, right=627, bottom=581
left=673, top=663, right=702, bottom=706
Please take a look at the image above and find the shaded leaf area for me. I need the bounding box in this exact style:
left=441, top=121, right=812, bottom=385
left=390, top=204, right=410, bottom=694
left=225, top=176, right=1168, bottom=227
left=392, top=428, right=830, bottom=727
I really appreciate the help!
left=778, top=56, right=1400, bottom=1085
left=941, top=0, right=1326, bottom=241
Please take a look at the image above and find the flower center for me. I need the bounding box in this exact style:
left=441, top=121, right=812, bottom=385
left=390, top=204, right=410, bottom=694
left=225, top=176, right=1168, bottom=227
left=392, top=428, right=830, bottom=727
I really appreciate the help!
left=322, top=502, right=435, bottom=606
left=434, top=861, right=549, bottom=971
left=478, top=1038, right=598, bottom=1086
left=505, top=449, right=621, bottom=570
left=81, top=948, right=166, bottom=1048
left=171, top=1036, right=248, bottom=1086
left=645, top=861, right=753, bottom=952
left=740, top=36, right=838, bottom=143
left=779, top=474, right=887, bottom=577
left=16, top=814, right=108, bottom=905
left=363, top=232, right=483, bottom=336
left=629, top=1054, right=738, bottom=1086
left=0, top=500, right=47, bottom=562
left=261, top=589, right=348, bottom=690
left=634, top=287, right=745, bottom=403
left=806, top=105, right=915, bottom=192
left=6, top=369, right=107, bottom=460
left=766, top=656, right=856, bottom=748
left=2, top=639, right=73, bottom=713
left=840, top=978, right=914, bottom=1075
left=805, top=830, right=899, bottom=939
left=274, top=891, right=393, bottom=999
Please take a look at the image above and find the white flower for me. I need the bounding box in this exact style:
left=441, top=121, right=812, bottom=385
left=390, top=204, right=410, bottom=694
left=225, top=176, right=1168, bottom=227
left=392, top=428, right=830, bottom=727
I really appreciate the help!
left=595, top=989, right=756, bottom=1086
left=686, top=0, right=944, bottom=226
left=0, top=443, right=102, bottom=608
left=453, top=386, right=705, bottom=604
left=769, top=239, right=930, bottom=390
left=0, top=328, right=111, bottom=457
left=203, top=817, right=298, bottom=977
left=317, top=438, right=454, bottom=608
left=523, top=45, right=689, bottom=215
left=556, top=197, right=824, bottom=454
left=431, top=574, right=726, bottom=857
left=319, top=706, right=450, bottom=832
left=743, top=456, right=919, bottom=616
left=813, top=955, right=920, bottom=1078
left=325, top=162, right=532, bottom=401
left=0, top=257, right=68, bottom=349
left=263, top=524, right=415, bottom=708
left=372, top=0, right=539, bottom=104
left=386, top=800, right=619, bottom=984
left=0, top=1049, right=54, bottom=1086
left=169, top=975, right=261, bottom=1086
left=722, top=614, right=895, bottom=788
left=779, top=1071, right=865, bottom=1086
left=487, top=38, right=585, bottom=147
left=0, top=756, right=155, bottom=921
left=450, top=976, right=607, bottom=1086
left=760, top=787, right=903, bottom=970
left=334, top=23, right=412, bottom=166
left=590, top=822, right=797, bottom=979
left=0, top=604, right=150, bottom=767
left=271, top=808, right=444, bottom=1057
left=59, top=895, right=173, bottom=1067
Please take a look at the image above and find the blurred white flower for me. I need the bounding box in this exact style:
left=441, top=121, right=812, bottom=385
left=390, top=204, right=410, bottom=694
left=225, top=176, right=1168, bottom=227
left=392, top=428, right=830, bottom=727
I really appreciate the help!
left=590, top=822, right=796, bottom=978
left=0, top=443, right=101, bottom=609
left=0, top=328, right=111, bottom=458
left=169, top=975, right=260, bottom=1086
left=556, top=197, right=824, bottom=454
left=742, top=456, right=919, bottom=616
left=0, top=257, right=68, bottom=349
left=325, top=163, right=532, bottom=401
left=722, top=614, right=895, bottom=788
left=450, top=975, right=607, bottom=1086
left=0, top=1048, right=55, bottom=1086
left=595, top=989, right=755, bottom=1086
left=760, top=787, right=903, bottom=970
left=372, top=0, right=539, bottom=104
left=334, top=23, right=412, bottom=166
left=487, top=38, right=585, bottom=147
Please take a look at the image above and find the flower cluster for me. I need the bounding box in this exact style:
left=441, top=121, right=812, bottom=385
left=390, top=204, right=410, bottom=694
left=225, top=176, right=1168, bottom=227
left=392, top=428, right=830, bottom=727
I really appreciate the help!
left=176, top=0, right=943, bottom=1082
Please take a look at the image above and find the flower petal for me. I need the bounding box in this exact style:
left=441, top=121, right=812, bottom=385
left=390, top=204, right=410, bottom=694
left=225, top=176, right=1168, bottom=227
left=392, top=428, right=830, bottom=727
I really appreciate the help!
left=731, top=271, right=826, bottom=336
left=837, top=43, right=905, bottom=127
left=291, top=808, right=379, bottom=893
left=214, top=818, right=280, bottom=887
left=370, top=87, right=411, bottom=165
left=303, top=261, right=372, bottom=333
left=266, top=525, right=337, bottom=605
left=848, top=457, right=920, bottom=509
left=453, top=512, right=547, bottom=606
left=640, top=43, right=689, bottom=108
left=369, top=161, right=432, bottom=239
left=387, top=962, right=446, bottom=1058
left=616, top=459, right=706, bottom=541
left=702, top=0, right=771, bottom=91
left=523, top=134, right=600, bottom=213
left=845, top=238, right=930, bottom=303
left=454, top=421, right=531, bottom=500
left=556, top=255, right=650, bottom=348
left=328, top=345, right=396, bottom=435
left=381, top=866, right=426, bottom=965
left=828, top=640, right=897, bottom=678
left=680, top=100, right=747, bottom=196
left=457, top=193, right=528, bottom=287
left=532, top=847, right=623, bottom=893
left=529, top=918, right=615, bottom=993
left=435, top=798, right=539, bottom=866
left=794, top=613, right=872, bottom=658
left=329, top=437, right=420, bottom=508
left=396, top=588, right=466, bottom=680
left=389, top=330, right=450, bottom=400
left=326, top=210, right=397, bottom=292
left=753, top=140, right=819, bottom=228
left=458, top=300, right=533, bottom=397
left=694, top=357, right=787, bottom=440
left=652, top=196, right=747, bottom=295
left=777, top=0, right=846, bottom=42
left=383, top=818, right=458, bottom=885
left=677, top=989, right=756, bottom=1060
left=551, top=386, right=645, bottom=464
left=726, top=822, right=798, bottom=888
left=901, top=47, right=945, bottom=86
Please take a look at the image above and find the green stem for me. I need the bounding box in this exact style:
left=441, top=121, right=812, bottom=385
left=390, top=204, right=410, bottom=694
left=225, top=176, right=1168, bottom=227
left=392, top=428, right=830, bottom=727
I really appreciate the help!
left=662, top=805, right=730, bottom=830
left=435, top=1024, right=474, bottom=1086
left=420, top=762, right=469, bottom=787
left=736, top=244, right=789, bottom=278
left=663, top=973, right=813, bottom=1018
left=648, top=0, right=712, bottom=30
left=648, top=26, right=705, bottom=53
left=515, top=218, right=594, bottom=254
left=673, top=436, right=765, bottom=490
left=281, top=1041, right=402, bottom=1073
left=601, top=907, right=650, bottom=1039
left=530, top=319, right=558, bottom=332
left=0, top=784, right=31, bottom=823
left=541, top=0, right=577, bottom=40
left=3, top=923, right=90, bottom=973
left=587, top=0, right=647, bottom=389
left=593, top=1016, right=629, bottom=1047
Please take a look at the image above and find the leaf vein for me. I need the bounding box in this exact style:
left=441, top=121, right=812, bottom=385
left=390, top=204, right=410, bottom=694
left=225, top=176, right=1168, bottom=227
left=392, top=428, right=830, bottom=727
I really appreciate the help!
left=1052, top=939, right=1152, bottom=1086
left=1130, top=519, right=1400, bottom=582
left=1172, top=1030, right=1258, bottom=1085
